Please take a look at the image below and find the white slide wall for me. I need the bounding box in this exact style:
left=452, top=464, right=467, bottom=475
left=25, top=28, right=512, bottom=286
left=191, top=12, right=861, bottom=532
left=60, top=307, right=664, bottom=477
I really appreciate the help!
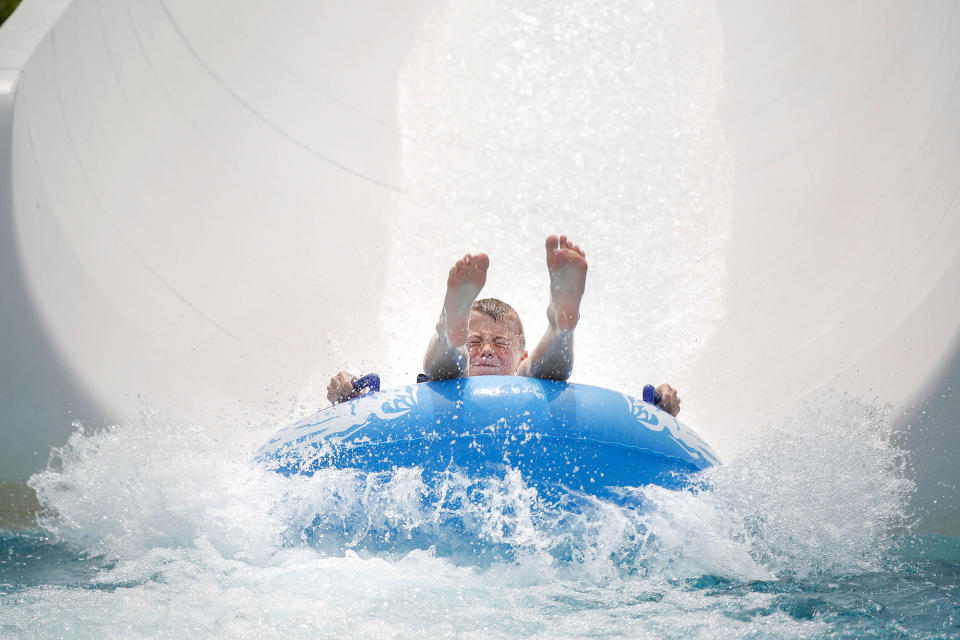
left=1, top=1, right=958, bottom=532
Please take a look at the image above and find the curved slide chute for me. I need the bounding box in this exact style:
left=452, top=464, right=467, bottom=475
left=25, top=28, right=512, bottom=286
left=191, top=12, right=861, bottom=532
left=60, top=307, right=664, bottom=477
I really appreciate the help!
left=1, top=1, right=958, bottom=532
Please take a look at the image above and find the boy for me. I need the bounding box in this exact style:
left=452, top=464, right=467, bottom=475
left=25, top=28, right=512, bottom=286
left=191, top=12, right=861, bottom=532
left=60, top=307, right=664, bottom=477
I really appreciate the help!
left=327, top=234, right=680, bottom=415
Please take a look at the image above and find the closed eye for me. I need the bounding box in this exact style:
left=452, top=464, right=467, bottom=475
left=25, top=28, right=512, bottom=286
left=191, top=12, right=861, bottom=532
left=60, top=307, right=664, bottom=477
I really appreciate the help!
left=467, top=336, right=514, bottom=349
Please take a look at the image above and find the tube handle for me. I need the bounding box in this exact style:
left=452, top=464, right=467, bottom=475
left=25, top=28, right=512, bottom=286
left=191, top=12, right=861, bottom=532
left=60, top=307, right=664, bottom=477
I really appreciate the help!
left=642, top=384, right=662, bottom=407
left=352, top=373, right=381, bottom=395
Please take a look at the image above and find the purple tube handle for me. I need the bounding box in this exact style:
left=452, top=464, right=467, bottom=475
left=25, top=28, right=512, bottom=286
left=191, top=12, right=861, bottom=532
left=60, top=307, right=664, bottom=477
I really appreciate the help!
left=642, top=384, right=662, bottom=407
left=352, top=373, right=381, bottom=394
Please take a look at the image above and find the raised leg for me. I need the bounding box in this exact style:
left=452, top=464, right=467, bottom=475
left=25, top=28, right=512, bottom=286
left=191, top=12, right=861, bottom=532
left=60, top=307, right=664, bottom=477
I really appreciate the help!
left=518, top=235, right=588, bottom=380
left=423, top=253, right=489, bottom=379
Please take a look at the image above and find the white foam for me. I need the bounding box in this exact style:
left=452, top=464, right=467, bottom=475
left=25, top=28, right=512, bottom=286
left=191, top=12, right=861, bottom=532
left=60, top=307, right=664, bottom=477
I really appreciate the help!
left=18, top=389, right=912, bottom=638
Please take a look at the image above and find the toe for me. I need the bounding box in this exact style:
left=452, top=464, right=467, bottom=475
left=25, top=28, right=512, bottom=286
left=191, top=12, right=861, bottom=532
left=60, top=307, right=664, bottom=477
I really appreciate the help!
left=474, top=253, right=490, bottom=270
left=545, top=235, right=560, bottom=252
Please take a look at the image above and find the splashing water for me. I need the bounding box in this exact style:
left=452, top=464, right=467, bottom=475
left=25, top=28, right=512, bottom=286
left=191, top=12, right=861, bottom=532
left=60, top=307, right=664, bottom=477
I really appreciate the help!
left=384, top=0, right=732, bottom=399
left=2, top=391, right=947, bottom=639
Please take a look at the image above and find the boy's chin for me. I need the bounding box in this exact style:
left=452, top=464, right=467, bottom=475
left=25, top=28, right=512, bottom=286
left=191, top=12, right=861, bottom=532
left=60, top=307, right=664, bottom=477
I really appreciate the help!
left=468, top=366, right=508, bottom=376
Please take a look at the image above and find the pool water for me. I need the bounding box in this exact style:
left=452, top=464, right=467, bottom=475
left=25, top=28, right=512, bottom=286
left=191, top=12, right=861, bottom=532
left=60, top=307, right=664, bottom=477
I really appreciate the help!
left=1, top=396, right=957, bottom=639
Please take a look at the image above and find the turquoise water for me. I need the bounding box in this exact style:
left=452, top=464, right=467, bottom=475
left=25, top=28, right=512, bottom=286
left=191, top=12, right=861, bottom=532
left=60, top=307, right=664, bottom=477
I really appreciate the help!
left=2, top=531, right=957, bottom=638
left=1, top=397, right=958, bottom=639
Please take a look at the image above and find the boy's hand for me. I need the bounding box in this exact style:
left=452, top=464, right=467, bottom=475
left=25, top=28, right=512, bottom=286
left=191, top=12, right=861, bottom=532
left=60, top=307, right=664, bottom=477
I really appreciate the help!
left=327, top=370, right=359, bottom=405
left=656, top=383, right=681, bottom=417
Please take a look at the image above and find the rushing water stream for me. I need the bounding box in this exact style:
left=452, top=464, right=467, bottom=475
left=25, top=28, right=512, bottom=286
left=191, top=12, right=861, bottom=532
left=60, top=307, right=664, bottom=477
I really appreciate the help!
left=2, top=395, right=957, bottom=638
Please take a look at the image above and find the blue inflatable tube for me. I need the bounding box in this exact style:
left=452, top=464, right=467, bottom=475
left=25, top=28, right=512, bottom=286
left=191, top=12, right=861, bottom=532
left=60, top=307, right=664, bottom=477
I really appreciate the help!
left=259, top=376, right=719, bottom=498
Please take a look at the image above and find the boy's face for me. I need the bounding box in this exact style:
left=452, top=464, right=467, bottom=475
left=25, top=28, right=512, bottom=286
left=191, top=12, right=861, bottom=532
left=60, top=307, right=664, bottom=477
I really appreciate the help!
left=466, top=311, right=527, bottom=376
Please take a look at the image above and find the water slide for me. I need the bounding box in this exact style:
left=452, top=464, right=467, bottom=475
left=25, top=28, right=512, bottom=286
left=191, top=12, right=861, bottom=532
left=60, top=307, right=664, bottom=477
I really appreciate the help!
left=1, top=1, right=958, bottom=534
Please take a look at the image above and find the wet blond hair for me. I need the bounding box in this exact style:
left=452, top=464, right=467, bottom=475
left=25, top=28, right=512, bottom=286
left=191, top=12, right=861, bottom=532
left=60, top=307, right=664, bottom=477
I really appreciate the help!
left=471, top=298, right=525, bottom=351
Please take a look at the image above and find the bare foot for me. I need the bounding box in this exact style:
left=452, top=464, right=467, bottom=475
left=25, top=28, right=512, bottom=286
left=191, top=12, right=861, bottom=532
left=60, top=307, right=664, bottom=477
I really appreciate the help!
left=545, top=235, right=587, bottom=330
left=441, top=253, right=489, bottom=345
